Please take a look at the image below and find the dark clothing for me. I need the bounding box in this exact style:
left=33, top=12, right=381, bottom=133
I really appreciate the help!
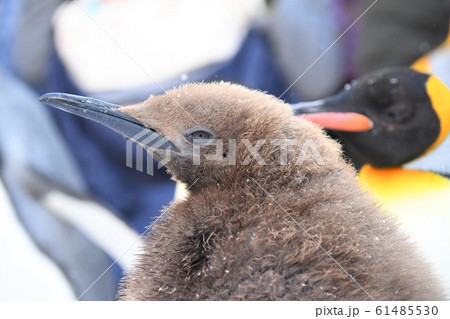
left=356, top=0, right=450, bottom=74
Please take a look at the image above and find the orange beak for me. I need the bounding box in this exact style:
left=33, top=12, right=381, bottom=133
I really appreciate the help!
left=299, top=112, right=373, bottom=132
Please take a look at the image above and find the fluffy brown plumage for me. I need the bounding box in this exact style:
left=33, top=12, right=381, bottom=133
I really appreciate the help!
left=112, top=83, right=444, bottom=300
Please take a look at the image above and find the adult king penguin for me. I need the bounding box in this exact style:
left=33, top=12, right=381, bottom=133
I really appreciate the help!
left=293, top=67, right=450, bottom=296
left=40, top=83, right=444, bottom=300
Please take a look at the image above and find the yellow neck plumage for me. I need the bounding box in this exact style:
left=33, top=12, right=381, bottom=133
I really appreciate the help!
left=359, top=165, right=450, bottom=202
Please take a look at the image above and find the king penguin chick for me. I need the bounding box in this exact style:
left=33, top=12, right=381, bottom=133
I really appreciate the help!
left=39, top=83, right=445, bottom=301
left=293, top=67, right=450, bottom=295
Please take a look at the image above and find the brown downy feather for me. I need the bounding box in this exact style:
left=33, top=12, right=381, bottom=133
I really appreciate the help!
left=117, top=83, right=445, bottom=300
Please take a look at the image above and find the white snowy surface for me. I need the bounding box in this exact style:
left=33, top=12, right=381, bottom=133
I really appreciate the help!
left=0, top=179, right=75, bottom=300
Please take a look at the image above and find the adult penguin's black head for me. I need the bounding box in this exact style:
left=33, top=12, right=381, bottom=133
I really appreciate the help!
left=292, top=67, right=450, bottom=167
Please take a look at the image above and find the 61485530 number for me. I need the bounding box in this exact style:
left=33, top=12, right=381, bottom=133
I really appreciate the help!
left=376, top=305, right=438, bottom=316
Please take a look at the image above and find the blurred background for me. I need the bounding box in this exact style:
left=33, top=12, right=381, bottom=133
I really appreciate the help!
left=0, top=0, right=449, bottom=300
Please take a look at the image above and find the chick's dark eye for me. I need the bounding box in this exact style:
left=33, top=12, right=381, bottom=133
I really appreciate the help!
left=187, top=130, right=213, bottom=144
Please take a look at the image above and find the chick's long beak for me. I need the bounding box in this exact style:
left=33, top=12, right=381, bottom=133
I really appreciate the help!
left=39, top=93, right=177, bottom=151
left=291, top=99, right=374, bottom=132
